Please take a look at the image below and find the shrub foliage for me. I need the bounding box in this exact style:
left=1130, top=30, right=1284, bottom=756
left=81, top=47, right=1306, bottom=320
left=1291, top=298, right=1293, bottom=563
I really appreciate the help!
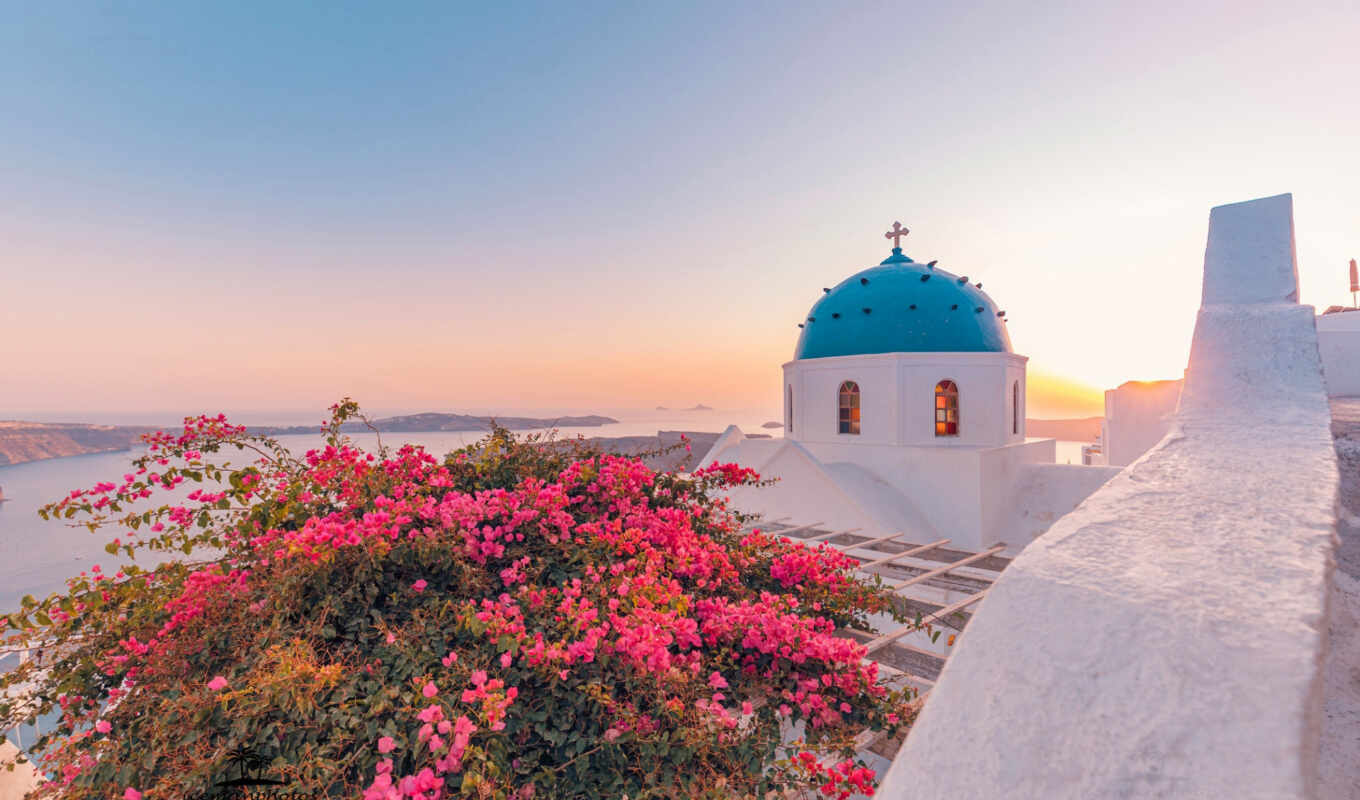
left=1, top=401, right=916, bottom=799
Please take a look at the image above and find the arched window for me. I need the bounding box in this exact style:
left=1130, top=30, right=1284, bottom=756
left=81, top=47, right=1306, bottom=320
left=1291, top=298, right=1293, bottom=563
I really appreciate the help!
left=787, top=385, right=794, bottom=434
left=1012, top=381, right=1020, bottom=435
left=935, top=380, right=959, bottom=437
left=838, top=381, right=860, bottom=435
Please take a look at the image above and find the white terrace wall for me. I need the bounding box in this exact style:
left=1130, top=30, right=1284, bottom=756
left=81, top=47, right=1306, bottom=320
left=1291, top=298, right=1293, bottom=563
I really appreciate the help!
left=878, top=193, right=1338, bottom=799
left=1316, top=310, right=1360, bottom=397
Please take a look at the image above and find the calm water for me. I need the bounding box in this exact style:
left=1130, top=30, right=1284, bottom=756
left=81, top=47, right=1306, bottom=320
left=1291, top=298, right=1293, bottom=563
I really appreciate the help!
left=0, top=416, right=1087, bottom=613
left=0, top=414, right=776, bottom=613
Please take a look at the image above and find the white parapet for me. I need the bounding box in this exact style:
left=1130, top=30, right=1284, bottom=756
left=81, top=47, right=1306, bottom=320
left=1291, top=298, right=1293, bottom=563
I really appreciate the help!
left=877, top=193, right=1338, bottom=799
left=1201, top=192, right=1300, bottom=305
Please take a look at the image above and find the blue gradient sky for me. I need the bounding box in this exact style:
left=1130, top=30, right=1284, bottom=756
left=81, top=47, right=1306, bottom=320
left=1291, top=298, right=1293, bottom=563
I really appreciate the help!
left=3, top=1, right=1358, bottom=421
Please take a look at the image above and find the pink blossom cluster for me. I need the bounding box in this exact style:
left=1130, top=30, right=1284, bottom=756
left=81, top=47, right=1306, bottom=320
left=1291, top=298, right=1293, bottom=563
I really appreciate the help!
left=767, top=541, right=860, bottom=591
left=789, top=751, right=879, bottom=799
left=46, top=414, right=902, bottom=798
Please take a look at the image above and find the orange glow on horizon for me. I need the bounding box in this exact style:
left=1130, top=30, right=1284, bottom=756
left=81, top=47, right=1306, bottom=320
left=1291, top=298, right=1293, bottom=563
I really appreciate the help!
left=1026, top=368, right=1107, bottom=419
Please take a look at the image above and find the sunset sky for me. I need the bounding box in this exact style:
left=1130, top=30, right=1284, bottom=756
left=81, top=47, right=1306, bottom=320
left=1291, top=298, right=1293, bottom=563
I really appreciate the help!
left=3, top=1, right=1358, bottom=423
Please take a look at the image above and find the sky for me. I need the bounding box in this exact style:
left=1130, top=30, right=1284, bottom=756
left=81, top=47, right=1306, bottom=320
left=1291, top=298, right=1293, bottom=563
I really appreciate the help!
left=2, top=0, right=1358, bottom=423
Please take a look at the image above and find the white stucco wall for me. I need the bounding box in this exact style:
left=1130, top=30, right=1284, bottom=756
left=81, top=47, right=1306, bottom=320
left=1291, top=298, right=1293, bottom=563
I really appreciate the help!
left=783, top=352, right=1027, bottom=450
left=1103, top=379, right=1183, bottom=467
left=1317, top=310, right=1360, bottom=397
left=708, top=432, right=1091, bottom=552
left=879, top=193, right=1338, bottom=799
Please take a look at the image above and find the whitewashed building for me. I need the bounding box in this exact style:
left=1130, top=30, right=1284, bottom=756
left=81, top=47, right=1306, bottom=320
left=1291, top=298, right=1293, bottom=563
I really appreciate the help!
left=701, top=224, right=1118, bottom=553
left=1317, top=307, right=1360, bottom=397
left=1098, top=378, right=1184, bottom=467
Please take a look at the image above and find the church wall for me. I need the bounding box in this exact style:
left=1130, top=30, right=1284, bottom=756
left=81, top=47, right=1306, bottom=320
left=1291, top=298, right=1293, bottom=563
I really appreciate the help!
left=784, top=352, right=1024, bottom=451
left=896, top=357, right=1020, bottom=448
left=723, top=442, right=894, bottom=539
left=1006, top=361, right=1027, bottom=443
left=975, top=439, right=1063, bottom=551
left=784, top=356, right=901, bottom=446
left=879, top=446, right=986, bottom=550
left=879, top=193, right=1337, bottom=800
left=787, top=438, right=988, bottom=549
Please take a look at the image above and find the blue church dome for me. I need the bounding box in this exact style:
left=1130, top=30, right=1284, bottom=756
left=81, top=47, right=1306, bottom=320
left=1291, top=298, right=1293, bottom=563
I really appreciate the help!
left=794, top=244, right=1011, bottom=360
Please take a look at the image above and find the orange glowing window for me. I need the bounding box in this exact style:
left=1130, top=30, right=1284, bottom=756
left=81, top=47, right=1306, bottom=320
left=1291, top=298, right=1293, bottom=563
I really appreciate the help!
left=935, top=380, right=959, bottom=437
left=838, top=381, right=860, bottom=435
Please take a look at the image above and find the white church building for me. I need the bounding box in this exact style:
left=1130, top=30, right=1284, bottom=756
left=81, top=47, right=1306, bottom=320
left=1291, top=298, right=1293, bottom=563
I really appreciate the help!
left=700, top=224, right=1117, bottom=553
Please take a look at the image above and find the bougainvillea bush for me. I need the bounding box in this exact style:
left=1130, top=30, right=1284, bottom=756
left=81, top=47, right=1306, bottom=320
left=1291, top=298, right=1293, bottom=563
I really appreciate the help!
left=1, top=401, right=917, bottom=799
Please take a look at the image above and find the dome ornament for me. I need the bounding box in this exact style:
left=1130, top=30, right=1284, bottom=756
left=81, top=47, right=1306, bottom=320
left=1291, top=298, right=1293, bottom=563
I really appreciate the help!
left=884, top=221, right=910, bottom=249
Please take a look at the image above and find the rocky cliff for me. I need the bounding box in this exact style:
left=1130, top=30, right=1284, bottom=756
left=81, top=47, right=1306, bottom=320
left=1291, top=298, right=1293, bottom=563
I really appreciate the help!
left=0, top=422, right=156, bottom=466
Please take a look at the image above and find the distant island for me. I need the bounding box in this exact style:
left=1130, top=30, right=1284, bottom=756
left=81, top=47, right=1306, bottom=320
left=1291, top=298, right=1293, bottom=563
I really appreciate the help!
left=0, top=413, right=618, bottom=467
left=761, top=421, right=784, bottom=429
left=248, top=412, right=618, bottom=436
left=655, top=406, right=669, bottom=411
left=685, top=404, right=713, bottom=411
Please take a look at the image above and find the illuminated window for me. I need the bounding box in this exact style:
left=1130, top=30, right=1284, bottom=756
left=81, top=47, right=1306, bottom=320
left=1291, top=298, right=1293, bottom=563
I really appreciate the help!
left=1012, top=381, right=1019, bottom=435
left=935, top=380, right=959, bottom=437
left=787, top=385, right=794, bottom=434
left=838, top=381, right=860, bottom=435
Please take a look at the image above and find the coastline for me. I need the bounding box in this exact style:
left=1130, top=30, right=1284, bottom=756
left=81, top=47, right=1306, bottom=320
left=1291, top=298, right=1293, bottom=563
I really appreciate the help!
left=0, top=413, right=622, bottom=469
left=0, top=423, right=156, bottom=468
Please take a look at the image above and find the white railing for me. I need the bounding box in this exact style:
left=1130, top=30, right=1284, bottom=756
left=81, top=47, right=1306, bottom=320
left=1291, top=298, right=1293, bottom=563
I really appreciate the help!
left=1, top=644, right=49, bottom=751
left=748, top=516, right=1009, bottom=769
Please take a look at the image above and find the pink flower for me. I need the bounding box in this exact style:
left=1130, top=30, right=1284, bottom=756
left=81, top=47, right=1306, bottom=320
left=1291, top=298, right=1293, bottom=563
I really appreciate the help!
left=124, top=789, right=142, bottom=800
left=412, top=579, right=428, bottom=593
left=441, top=651, right=458, bottom=667
left=207, top=676, right=228, bottom=691
left=377, top=736, right=396, bottom=754
left=603, top=728, right=621, bottom=742
left=454, top=715, right=477, bottom=736
left=385, top=632, right=397, bottom=644
left=422, top=681, right=438, bottom=698
left=499, top=652, right=512, bottom=668
left=95, top=719, right=111, bottom=734
left=708, top=671, right=729, bottom=689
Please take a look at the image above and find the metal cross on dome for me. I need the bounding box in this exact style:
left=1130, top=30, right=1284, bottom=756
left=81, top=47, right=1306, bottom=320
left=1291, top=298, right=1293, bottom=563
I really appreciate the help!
left=884, top=221, right=909, bottom=248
